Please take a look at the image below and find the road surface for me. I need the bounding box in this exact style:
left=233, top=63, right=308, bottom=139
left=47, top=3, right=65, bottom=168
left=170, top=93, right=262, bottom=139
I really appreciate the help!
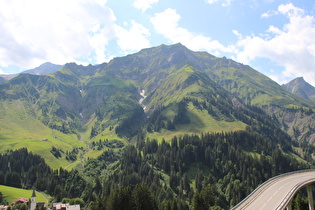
left=232, top=170, right=315, bottom=210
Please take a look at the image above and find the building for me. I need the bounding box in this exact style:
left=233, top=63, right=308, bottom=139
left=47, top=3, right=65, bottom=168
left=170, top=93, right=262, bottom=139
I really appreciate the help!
left=30, top=190, right=36, bottom=210
left=11, top=197, right=29, bottom=206
left=52, top=203, right=80, bottom=210
left=30, top=190, right=46, bottom=210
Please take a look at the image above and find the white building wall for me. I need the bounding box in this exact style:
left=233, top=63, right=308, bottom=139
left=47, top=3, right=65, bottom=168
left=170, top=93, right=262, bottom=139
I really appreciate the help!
left=66, top=204, right=80, bottom=210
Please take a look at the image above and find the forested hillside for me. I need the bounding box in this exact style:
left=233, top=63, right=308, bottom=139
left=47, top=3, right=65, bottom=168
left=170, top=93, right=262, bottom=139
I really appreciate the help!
left=1, top=44, right=315, bottom=209
left=0, top=128, right=310, bottom=209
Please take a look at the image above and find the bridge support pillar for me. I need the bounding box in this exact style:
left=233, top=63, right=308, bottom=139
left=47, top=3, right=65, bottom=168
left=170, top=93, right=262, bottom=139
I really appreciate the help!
left=286, top=200, right=292, bottom=210
left=308, top=185, right=314, bottom=210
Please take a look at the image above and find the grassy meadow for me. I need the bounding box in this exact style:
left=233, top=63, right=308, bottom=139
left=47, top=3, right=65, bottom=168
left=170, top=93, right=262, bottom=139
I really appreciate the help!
left=147, top=102, right=246, bottom=141
left=0, top=101, right=86, bottom=169
left=0, top=185, right=48, bottom=204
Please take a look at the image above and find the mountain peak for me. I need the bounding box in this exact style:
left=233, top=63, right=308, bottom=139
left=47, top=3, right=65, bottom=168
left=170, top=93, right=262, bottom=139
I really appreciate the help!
left=282, top=77, right=315, bottom=101
left=138, top=43, right=189, bottom=55
left=39, top=62, right=58, bottom=67
left=292, top=77, right=305, bottom=83
left=162, top=42, right=186, bottom=49
left=23, top=62, right=62, bottom=75
left=0, top=62, right=63, bottom=83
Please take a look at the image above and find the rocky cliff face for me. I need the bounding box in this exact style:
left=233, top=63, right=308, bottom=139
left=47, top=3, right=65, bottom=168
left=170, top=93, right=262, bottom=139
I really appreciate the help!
left=263, top=105, right=315, bottom=144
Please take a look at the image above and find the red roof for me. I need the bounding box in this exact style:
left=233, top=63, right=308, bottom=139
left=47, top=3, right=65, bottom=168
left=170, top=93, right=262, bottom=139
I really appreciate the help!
left=11, top=197, right=29, bottom=205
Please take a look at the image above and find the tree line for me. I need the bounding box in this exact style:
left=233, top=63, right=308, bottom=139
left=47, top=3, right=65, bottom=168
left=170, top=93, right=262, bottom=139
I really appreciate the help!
left=87, top=129, right=310, bottom=209
left=0, top=127, right=311, bottom=209
left=0, top=148, right=87, bottom=202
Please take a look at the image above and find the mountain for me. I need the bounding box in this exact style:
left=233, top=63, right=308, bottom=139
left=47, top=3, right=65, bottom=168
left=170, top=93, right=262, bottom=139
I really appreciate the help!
left=282, top=77, right=315, bottom=101
left=1, top=43, right=315, bottom=166
left=2, top=43, right=315, bottom=209
left=22, top=62, right=62, bottom=75
left=0, top=77, right=5, bottom=83
left=0, top=73, right=17, bottom=82
left=0, top=62, right=62, bottom=83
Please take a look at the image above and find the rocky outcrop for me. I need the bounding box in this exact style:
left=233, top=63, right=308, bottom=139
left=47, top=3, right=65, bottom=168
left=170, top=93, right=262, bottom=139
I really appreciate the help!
left=264, top=105, right=315, bottom=144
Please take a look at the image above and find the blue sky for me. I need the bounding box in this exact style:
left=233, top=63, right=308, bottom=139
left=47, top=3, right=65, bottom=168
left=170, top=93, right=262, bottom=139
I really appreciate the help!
left=0, top=0, right=315, bottom=86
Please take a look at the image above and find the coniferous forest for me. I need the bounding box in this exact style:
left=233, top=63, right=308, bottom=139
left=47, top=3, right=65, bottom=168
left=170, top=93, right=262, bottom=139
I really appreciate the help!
left=0, top=127, right=311, bottom=209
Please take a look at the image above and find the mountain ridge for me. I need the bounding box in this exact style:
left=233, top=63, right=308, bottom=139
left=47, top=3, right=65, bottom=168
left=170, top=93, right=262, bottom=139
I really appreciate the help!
left=1, top=43, right=315, bottom=166
left=0, top=62, right=62, bottom=83
left=23, top=62, right=63, bottom=75
left=282, top=77, right=315, bottom=101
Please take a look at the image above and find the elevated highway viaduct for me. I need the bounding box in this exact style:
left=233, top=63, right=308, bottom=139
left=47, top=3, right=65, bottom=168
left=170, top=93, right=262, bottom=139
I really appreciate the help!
left=232, top=170, right=315, bottom=210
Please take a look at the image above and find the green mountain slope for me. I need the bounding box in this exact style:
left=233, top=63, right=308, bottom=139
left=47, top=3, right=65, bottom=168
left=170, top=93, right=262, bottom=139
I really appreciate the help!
left=1, top=43, right=315, bottom=168
left=102, top=43, right=315, bottom=143
left=0, top=99, right=85, bottom=168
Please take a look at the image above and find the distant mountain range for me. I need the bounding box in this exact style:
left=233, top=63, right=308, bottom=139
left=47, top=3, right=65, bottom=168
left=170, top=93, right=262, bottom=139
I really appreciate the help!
left=0, top=62, right=62, bottom=83
left=282, top=77, right=315, bottom=101
left=1, top=43, right=315, bottom=166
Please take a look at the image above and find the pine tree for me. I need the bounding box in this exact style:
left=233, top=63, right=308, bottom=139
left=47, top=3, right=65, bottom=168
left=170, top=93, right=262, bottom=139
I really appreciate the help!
left=133, top=183, right=157, bottom=210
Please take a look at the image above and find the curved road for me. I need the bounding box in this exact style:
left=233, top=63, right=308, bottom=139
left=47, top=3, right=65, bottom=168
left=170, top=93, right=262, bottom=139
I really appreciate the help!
left=232, top=170, right=315, bottom=210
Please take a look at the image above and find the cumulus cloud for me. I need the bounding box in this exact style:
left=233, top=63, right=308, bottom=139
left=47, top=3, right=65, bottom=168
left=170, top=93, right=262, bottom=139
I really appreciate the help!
left=115, top=20, right=151, bottom=52
left=133, top=0, right=159, bottom=12
left=235, top=3, right=315, bottom=86
left=150, top=8, right=234, bottom=56
left=0, top=0, right=117, bottom=69
left=278, top=3, right=304, bottom=16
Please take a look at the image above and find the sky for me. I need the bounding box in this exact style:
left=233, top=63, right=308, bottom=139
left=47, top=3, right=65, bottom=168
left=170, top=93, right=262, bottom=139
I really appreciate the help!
left=0, top=0, right=315, bottom=86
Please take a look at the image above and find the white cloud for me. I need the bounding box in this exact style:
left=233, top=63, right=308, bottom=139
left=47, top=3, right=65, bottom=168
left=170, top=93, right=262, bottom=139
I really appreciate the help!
left=222, top=0, right=233, bottom=7
left=133, top=0, right=159, bottom=12
left=261, top=3, right=303, bottom=19
left=0, top=0, right=116, bottom=69
left=150, top=8, right=234, bottom=55
left=235, top=3, right=315, bottom=86
left=266, top=25, right=283, bottom=35
left=205, top=0, right=233, bottom=7
left=115, top=20, right=151, bottom=52
left=261, top=9, right=278, bottom=18
left=205, top=0, right=219, bottom=4
left=278, top=3, right=304, bottom=17
left=268, top=73, right=288, bottom=86
left=232, top=30, right=242, bottom=39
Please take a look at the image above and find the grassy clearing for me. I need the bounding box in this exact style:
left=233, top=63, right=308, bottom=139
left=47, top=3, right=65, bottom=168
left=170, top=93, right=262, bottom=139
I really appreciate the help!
left=147, top=103, right=246, bottom=141
left=85, top=125, right=126, bottom=159
left=0, top=131, right=86, bottom=169
left=0, top=185, right=48, bottom=204
left=85, top=148, right=106, bottom=159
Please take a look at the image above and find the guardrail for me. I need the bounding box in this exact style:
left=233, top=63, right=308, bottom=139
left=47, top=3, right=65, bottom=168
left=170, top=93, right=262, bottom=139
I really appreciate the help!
left=276, top=177, right=315, bottom=209
left=231, top=169, right=315, bottom=210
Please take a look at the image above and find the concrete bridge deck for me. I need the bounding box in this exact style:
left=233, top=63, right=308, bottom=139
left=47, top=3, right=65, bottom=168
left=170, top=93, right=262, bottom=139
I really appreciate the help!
left=232, top=170, right=315, bottom=210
